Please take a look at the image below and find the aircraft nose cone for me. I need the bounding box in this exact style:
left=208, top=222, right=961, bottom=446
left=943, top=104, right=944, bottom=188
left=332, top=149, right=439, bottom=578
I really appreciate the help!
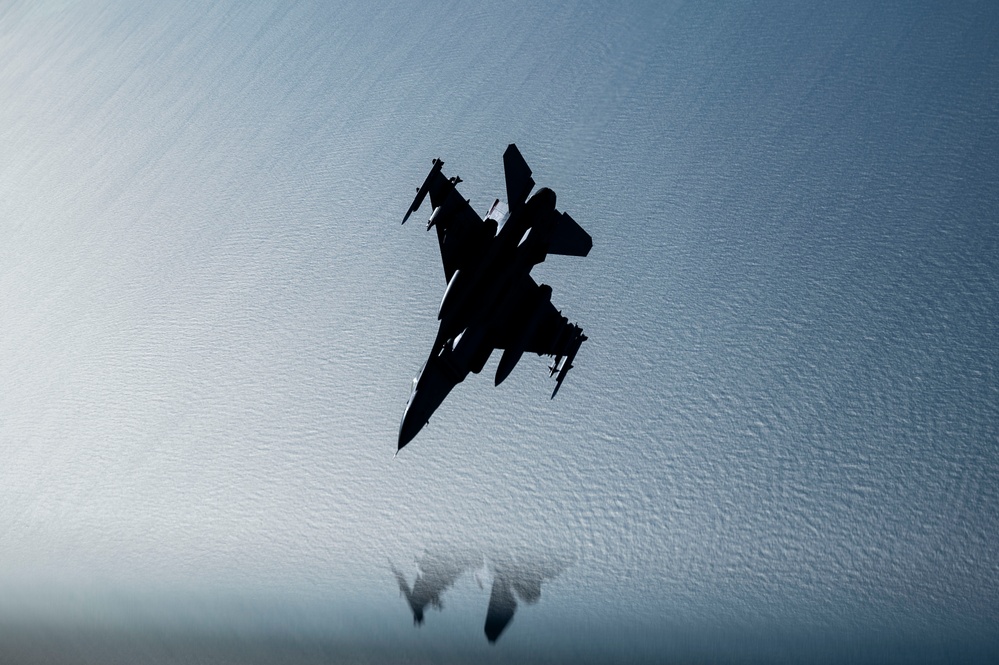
left=395, top=355, right=459, bottom=452
left=398, top=405, right=424, bottom=452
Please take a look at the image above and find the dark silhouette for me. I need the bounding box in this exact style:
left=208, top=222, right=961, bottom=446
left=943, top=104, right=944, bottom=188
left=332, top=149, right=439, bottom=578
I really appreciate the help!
left=483, top=555, right=563, bottom=643
left=390, top=550, right=483, bottom=625
left=391, top=549, right=570, bottom=643
left=398, top=144, right=592, bottom=451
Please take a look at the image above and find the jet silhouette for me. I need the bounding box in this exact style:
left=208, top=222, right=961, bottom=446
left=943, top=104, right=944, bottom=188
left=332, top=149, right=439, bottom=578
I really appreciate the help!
left=483, top=558, right=547, bottom=643
left=391, top=549, right=569, bottom=643
left=398, top=144, right=592, bottom=451
left=390, top=550, right=483, bottom=625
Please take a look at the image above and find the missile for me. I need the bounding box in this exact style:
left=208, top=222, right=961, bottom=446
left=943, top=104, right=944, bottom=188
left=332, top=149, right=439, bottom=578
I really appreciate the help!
left=551, top=327, right=586, bottom=399
left=403, top=158, right=443, bottom=225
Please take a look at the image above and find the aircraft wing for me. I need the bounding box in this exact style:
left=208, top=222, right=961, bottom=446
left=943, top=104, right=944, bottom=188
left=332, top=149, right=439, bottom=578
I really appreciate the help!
left=485, top=276, right=578, bottom=354
left=434, top=195, right=487, bottom=283
left=488, top=275, right=587, bottom=396
left=521, top=298, right=582, bottom=358
left=404, top=158, right=490, bottom=283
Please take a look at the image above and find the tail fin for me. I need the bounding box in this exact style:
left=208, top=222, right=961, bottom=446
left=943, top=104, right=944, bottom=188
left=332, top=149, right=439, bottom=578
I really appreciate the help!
left=503, top=144, right=535, bottom=213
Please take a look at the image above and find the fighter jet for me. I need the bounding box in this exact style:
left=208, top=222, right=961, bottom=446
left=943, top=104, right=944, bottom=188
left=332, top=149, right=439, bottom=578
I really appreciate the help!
left=398, top=144, right=591, bottom=451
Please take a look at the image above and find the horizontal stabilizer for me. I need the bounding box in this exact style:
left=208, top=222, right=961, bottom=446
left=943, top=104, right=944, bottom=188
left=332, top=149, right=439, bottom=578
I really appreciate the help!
left=503, top=144, right=535, bottom=213
left=548, top=212, right=592, bottom=257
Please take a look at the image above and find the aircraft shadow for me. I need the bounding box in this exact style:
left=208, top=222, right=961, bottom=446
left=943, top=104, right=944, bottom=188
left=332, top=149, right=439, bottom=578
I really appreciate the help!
left=390, top=547, right=571, bottom=644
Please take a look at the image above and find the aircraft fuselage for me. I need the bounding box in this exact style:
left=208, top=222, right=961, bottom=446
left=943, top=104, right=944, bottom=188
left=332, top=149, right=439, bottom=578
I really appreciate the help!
left=397, top=145, right=590, bottom=451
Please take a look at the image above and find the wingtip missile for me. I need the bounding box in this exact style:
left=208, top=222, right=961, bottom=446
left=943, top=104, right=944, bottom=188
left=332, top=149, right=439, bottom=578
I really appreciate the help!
left=550, top=328, right=586, bottom=399
left=403, top=158, right=444, bottom=225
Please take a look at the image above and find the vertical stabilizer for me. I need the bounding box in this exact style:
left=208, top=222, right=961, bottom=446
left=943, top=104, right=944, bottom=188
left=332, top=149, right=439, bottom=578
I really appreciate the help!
left=503, top=144, right=535, bottom=213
